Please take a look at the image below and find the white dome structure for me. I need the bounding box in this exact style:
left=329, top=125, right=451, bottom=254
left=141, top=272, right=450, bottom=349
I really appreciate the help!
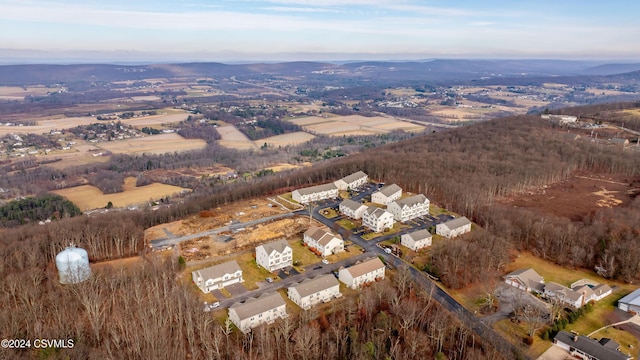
left=55, top=246, right=91, bottom=284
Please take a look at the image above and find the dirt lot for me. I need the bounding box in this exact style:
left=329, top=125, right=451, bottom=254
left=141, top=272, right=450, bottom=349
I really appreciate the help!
left=499, top=173, right=640, bottom=221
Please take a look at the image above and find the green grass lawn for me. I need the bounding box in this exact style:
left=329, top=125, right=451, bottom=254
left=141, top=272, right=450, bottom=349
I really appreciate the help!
left=362, top=222, right=407, bottom=240
left=493, top=318, right=550, bottom=358
left=288, top=238, right=322, bottom=268
left=320, top=207, right=339, bottom=219
left=235, top=252, right=275, bottom=288
left=336, top=218, right=357, bottom=229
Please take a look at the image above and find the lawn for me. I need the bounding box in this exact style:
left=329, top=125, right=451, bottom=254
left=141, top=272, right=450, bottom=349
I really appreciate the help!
left=361, top=222, right=407, bottom=240
left=235, top=252, right=275, bottom=288
left=289, top=238, right=322, bottom=269
left=430, top=204, right=454, bottom=216
left=319, top=207, right=339, bottom=219
left=336, top=218, right=357, bottom=229
left=493, top=318, right=550, bottom=358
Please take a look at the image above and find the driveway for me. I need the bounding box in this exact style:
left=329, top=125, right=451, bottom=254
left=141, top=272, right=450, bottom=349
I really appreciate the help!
left=482, top=283, right=550, bottom=326
left=226, top=283, right=248, bottom=297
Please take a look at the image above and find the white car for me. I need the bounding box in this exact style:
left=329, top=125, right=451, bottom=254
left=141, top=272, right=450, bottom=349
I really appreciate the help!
left=321, top=259, right=329, bottom=265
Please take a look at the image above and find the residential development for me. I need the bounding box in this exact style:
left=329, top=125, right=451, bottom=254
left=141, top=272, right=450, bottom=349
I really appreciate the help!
left=339, top=257, right=386, bottom=289
left=400, top=229, right=432, bottom=251
left=191, top=260, right=243, bottom=293
left=362, top=206, right=395, bottom=233
left=387, top=194, right=430, bottom=222
left=435, top=216, right=472, bottom=238
left=371, top=184, right=402, bottom=205
left=228, top=292, right=288, bottom=333
left=292, top=183, right=339, bottom=204
left=287, top=274, right=341, bottom=310
left=256, top=240, right=293, bottom=272
left=334, top=171, right=368, bottom=191
left=303, top=225, right=344, bottom=256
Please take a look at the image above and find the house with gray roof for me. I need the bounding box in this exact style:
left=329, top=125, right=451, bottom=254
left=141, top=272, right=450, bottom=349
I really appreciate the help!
left=371, top=184, right=402, bottom=205
left=192, top=260, right=243, bottom=293
left=334, top=171, right=368, bottom=191
left=256, top=239, right=292, bottom=272
left=436, top=217, right=472, bottom=238
left=303, top=225, right=344, bottom=256
left=339, top=257, right=386, bottom=289
left=292, top=183, right=339, bottom=204
left=288, top=274, right=341, bottom=310
left=228, top=292, right=287, bottom=333
left=401, top=229, right=432, bottom=251
left=387, top=194, right=430, bottom=222
left=618, top=288, right=640, bottom=313
left=504, top=268, right=545, bottom=294
left=554, top=331, right=631, bottom=360
left=339, top=198, right=368, bottom=219
left=362, top=206, right=395, bottom=233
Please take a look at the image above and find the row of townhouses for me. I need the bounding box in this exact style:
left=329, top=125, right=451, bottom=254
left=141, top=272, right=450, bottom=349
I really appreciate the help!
left=292, top=171, right=369, bottom=204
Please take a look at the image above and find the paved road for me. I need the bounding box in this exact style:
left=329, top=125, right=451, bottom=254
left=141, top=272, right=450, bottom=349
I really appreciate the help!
left=150, top=212, right=295, bottom=249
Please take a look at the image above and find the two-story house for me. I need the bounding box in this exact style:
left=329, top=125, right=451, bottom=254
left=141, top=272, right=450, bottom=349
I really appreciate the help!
left=256, top=240, right=292, bottom=272
left=362, top=206, right=395, bottom=233
left=303, top=225, right=344, bottom=257
left=334, top=171, right=368, bottom=191
left=387, top=194, right=430, bottom=222
left=339, top=257, right=386, bottom=289
left=191, top=260, right=243, bottom=293
left=288, top=274, right=341, bottom=310
left=435, top=217, right=472, bottom=238
left=339, top=198, right=368, bottom=219
left=371, top=184, right=402, bottom=205
left=400, top=229, right=432, bottom=251
left=228, top=292, right=287, bottom=333
left=292, top=183, right=339, bottom=204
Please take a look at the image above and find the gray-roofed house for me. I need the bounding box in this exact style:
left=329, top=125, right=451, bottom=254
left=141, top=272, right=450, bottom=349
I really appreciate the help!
left=554, top=331, right=631, bottom=360
left=504, top=268, right=545, bottom=294
left=387, top=194, right=430, bottom=222
left=339, top=198, right=368, bottom=219
left=192, top=260, right=244, bottom=293
left=590, top=284, right=613, bottom=302
left=228, top=292, right=287, bottom=333
left=288, top=274, right=341, bottom=310
left=544, top=282, right=588, bottom=308
left=400, top=229, right=432, bottom=251
left=292, top=183, right=339, bottom=204
left=371, top=184, right=402, bottom=205
left=362, top=206, right=395, bottom=233
left=256, top=239, right=292, bottom=272
left=339, top=257, right=386, bottom=289
left=334, top=171, right=368, bottom=191
left=435, top=217, right=472, bottom=238
left=303, top=225, right=344, bottom=257
left=618, top=288, right=640, bottom=313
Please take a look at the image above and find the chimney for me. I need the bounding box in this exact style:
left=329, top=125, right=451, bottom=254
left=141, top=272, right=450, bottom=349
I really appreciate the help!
left=573, top=335, right=578, bottom=342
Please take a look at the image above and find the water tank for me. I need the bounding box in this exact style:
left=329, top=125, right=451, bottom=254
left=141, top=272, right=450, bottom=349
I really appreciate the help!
left=55, top=247, right=91, bottom=284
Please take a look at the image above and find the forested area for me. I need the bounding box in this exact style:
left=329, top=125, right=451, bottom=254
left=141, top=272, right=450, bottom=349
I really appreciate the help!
left=0, top=194, right=81, bottom=227
left=236, top=119, right=303, bottom=140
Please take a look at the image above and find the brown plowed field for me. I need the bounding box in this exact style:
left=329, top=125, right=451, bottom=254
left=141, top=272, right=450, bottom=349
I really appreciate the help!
left=499, top=173, right=640, bottom=221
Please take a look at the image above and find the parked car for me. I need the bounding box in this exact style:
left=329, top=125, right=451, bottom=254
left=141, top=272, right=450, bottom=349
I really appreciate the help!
left=266, top=277, right=273, bottom=283
left=322, top=259, right=329, bottom=265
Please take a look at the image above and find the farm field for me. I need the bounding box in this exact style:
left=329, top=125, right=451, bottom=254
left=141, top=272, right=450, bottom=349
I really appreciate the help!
left=0, top=85, right=60, bottom=100
left=255, top=131, right=315, bottom=147
left=265, top=162, right=312, bottom=172
left=96, top=133, right=206, bottom=155
left=288, top=115, right=425, bottom=136
left=216, top=125, right=259, bottom=150
left=52, top=176, right=190, bottom=211
left=39, top=144, right=110, bottom=169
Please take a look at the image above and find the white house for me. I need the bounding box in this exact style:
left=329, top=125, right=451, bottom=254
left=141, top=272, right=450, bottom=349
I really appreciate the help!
left=618, top=288, right=640, bottom=313
left=191, top=260, right=244, bottom=293
left=292, top=183, right=339, bottom=204
left=362, top=206, right=395, bottom=233
left=334, top=171, right=368, bottom=191
left=554, top=331, right=631, bottom=360
left=400, top=229, right=432, bottom=251
left=339, top=257, right=386, bottom=289
left=436, top=217, right=472, bottom=238
left=544, top=282, right=590, bottom=308
left=303, top=225, right=344, bottom=257
left=588, top=284, right=613, bottom=302
left=504, top=268, right=545, bottom=294
left=287, top=274, right=341, bottom=310
left=256, top=240, right=292, bottom=272
left=339, top=198, right=367, bottom=219
left=387, top=194, right=430, bottom=222
left=228, top=292, right=287, bottom=333
left=371, top=184, right=402, bottom=205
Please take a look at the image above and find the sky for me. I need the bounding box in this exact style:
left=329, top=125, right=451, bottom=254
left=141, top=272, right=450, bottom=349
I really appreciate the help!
left=0, top=0, right=639, bottom=63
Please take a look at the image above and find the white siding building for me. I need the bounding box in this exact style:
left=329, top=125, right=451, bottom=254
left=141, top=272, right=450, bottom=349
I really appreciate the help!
left=192, top=260, right=243, bottom=293
left=362, top=206, right=395, bottom=233
left=371, top=184, right=402, bottom=205
left=334, top=171, right=368, bottom=191
left=339, top=198, right=367, bottom=219
left=339, top=257, right=386, bottom=289
left=618, top=288, right=640, bottom=313
left=288, top=275, right=341, bottom=310
left=303, top=226, right=344, bottom=257
left=504, top=268, right=545, bottom=294
left=256, top=240, right=292, bottom=272
left=292, top=183, right=339, bottom=204
left=228, top=292, right=287, bottom=333
left=436, top=217, right=472, bottom=238
left=387, top=194, right=430, bottom=222
left=400, top=229, right=432, bottom=251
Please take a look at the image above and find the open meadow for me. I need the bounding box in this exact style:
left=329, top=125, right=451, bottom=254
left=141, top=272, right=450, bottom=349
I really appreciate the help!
left=254, top=131, right=315, bottom=147
left=288, top=115, right=424, bottom=136
left=0, top=85, right=60, bottom=101
left=96, top=133, right=206, bottom=155
left=52, top=176, right=190, bottom=211
left=216, top=125, right=260, bottom=150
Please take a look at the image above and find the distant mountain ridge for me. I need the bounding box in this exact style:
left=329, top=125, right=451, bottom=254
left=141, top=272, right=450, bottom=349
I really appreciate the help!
left=0, top=59, right=638, bottom=85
